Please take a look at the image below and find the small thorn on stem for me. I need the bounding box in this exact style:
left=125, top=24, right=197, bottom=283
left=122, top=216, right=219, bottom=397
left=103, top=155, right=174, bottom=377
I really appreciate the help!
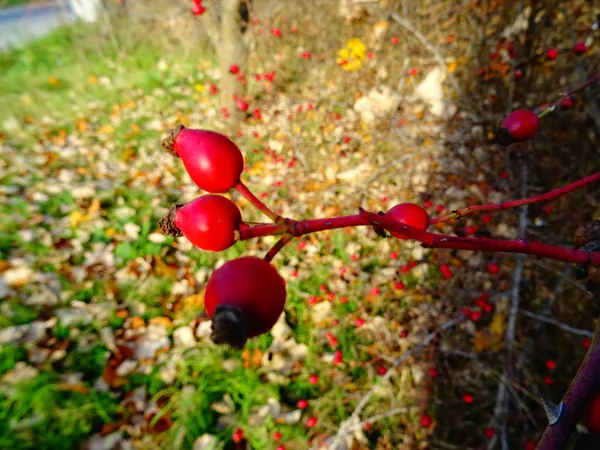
left=540, top=398, right=563, bottom=425
left=161, top=124, right=185, bottom=157
left=159, top=204, right=184, bottom=237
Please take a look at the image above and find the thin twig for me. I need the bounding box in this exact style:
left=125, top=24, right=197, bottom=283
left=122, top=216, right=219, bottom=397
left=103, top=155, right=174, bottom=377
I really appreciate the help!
left=490, top=164, right=528, bottom=450
left=329, top=314, right=465, bottom=449
left=519, top=311, right=594, bottom=337
left=388, top=12, right=462, bottom=95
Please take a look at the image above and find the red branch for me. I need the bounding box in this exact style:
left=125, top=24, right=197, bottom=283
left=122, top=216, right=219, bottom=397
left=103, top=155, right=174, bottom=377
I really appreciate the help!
left=430, top=171, right=600, bottom=224
left=536, top=315, right=600, bottom=449
left=234, top=181, right=283, bottom=223
left=239, top=211, right=600, bottom=267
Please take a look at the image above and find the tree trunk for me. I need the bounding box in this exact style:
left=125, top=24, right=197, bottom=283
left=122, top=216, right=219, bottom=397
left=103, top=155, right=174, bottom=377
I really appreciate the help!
left=219, top=0, right=249, bottom=128
left=201, top=0, right=252, bottom=129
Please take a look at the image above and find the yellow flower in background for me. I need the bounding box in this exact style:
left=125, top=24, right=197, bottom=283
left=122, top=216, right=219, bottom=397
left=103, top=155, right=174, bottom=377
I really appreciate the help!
left=48, top=76, right=61, bottom=86
left=336, top=38, right=367, bottom=71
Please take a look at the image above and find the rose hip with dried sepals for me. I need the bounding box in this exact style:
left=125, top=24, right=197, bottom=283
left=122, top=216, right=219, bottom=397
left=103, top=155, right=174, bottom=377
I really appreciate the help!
left=497, top=109, right=540, bottom=146
left=205, top=257, right=286, bottom=349
left=159, top=195, right=241, bottom=252
left=161, top=125, right=244, bottom=193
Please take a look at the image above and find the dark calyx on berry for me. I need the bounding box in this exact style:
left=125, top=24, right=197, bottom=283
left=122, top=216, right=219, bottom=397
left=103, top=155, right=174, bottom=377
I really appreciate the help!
left=210, top=304, right=249, bottom=349
left=161, top=124, right=185, bottom=157
left=159, top=204, right=183, bottom=237
left=496, top=127, right=513, bottom=146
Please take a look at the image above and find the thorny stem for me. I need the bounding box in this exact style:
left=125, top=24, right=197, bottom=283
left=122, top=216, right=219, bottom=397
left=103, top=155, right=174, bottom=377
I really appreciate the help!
left=241, top=211, right=600, bottom=267
left=537, top=72, right=600, bottom=119
left=536, top=311, right=600, bottom=450
left=234, top=180, right=284, bottom=223
left=430, top=171, right=600, bottom=224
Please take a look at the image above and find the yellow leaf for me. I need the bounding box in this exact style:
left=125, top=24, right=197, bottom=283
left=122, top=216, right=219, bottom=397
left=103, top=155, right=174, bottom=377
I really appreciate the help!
left=48, top=76, right=61, bottom=86
left=87, top=198, right=101, bottom=215
left=69, top=210, right=91, bottom=227
left=105, top=228, right=117, bottom=237
left=490, top=313, right=506, bottom=337
left=446, top=60, right=458, bottom=73
left=98, top=125, right=114, bottom=135
left=149, top=316, right=173, bottom=328
left=183, top=292, right=205, bottom=309
left=76, top=118, right=88, bottom=132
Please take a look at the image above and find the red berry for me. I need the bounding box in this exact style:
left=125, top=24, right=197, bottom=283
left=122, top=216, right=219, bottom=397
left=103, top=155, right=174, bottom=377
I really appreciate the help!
left=408, top=68, right=419, bottom=76
left=271, top=28, right=282, bottom=37
left=420, top=414, right=433, bottom=428
left=545, top=359, right=557, bottom=370
left=524, top=440, right=536, bottom=450
left=230, top=64, right=240, bottom=74
left=309, top=374, right=319, bottom=384
left=588, top=393, right=600, bottom=432
left=297, top=399, right=308, bottom=409
left=162, top=126, right=244, bottom=193
left=236, top=99, right=249, bottom=112
left=355, top=317, right=365, bottom=327
left=209, top=83, right=218, bottom=95
left=385, top=203, right=430, bottom=239
left=291, top=25, right=298, bottom=32
left=232, top=428, right=244, bottom=443
left=205, top=257, right=286, bottom=348
left=160, top=195, right=242, bottom=252
left=306, top=416, right=317, bottom=428
left=488, top=263, right=500, bottom=274
left=192, top=3, right=205, bottom=15
left=561, top=97, right=574, bottom=108
left=273, top=431, right=282, bottom=440
left=546, top=48, right=558, bottom=60
left=583, top=338, right=591, bottom=349
left=499, top=109, right=540, bottom=145
left=301, top=51, right=312, bottom=59
left=276, top=446, right=286, bottom=450
left=484, top=427, right=496, bottom=439
left=573, top=42, right=588, bottom=55
left=391, top=36, right=399, bottom=44
left=429, top=367, right=438, bottom=378
left=333, top=350, right=343, bottom=365
left=377, top=366, right=388, bottom=376
left=463, top=394, right=474, bottom=403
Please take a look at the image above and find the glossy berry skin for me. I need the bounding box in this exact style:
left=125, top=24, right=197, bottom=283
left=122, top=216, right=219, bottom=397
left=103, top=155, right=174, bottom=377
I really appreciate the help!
left=205, top=257, right=286, bottom=345
left=588, top=393, right=600, bottom=432
left=385, top=203, right=430, bottom=239
left=501, top=109, right=540, bottom=143
left=162, top=126, right=244, bottom=193
left=174, top=195, right=241, bottom=252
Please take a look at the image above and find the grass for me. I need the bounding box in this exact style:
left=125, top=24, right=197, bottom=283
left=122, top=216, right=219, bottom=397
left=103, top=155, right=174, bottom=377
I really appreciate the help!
left=1, top=0, right=33, bottom=8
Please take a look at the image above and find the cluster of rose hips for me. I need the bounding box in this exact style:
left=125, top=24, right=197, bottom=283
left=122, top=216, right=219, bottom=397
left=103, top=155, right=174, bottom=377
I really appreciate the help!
left=158, top=104, right=547, bottom=348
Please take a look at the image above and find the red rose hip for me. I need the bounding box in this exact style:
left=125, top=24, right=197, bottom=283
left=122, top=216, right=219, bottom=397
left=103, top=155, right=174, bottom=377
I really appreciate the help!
left=162, top=125, right=244, bottom=193
left=159, top=195, right=242, bottom=252
left=205, top=257, right=287, bottom=348
left=497, top=109, right=540, bottom=146
left=385, top=203, right=430, bottom=239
